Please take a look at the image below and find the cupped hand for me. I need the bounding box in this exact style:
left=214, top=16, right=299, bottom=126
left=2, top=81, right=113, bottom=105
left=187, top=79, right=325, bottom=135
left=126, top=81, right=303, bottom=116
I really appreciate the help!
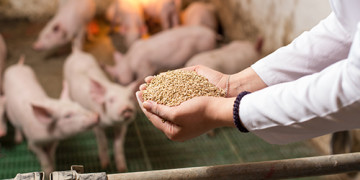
left=136, top=90, right=235, bottom=142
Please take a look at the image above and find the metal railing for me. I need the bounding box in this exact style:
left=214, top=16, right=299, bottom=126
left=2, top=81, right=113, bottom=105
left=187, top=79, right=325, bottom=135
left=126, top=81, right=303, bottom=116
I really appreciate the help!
left=9, top=152, right=360, bottom=180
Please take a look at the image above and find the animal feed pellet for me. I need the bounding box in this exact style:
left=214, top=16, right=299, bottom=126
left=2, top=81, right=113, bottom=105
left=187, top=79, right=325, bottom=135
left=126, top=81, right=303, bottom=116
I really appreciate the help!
left=142, top=70, right=226, bottom=106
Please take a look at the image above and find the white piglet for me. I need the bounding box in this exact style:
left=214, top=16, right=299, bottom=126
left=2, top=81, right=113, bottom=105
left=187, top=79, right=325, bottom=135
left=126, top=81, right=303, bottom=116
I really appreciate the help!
left=182, top=2, right=218, bottom=32
left=105, top=25, right=217, bottom=85
left=64, top=49, right=136, bottom=172
left=138, top=0, right=182, bottom=30
left=33, top=0, right=96, bottom=51
left=106, top=0, right=147, bottom=48
left=186, top=40, right=263, bottom=74
left=0, top=34, right=7, bottom=137
left=4, top=57, right=99, bottom=175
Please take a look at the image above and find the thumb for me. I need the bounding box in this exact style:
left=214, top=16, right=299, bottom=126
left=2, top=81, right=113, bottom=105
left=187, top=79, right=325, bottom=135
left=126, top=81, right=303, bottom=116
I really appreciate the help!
left=143, top=101, right=176, bottom=122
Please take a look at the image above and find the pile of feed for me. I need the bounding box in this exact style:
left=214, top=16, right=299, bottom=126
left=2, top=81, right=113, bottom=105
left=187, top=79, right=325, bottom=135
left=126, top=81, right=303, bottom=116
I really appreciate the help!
left=142, top=70, right=226, bottom=106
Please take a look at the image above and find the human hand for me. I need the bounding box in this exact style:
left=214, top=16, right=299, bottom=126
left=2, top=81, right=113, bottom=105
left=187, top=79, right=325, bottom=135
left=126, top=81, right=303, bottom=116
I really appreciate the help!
left=136, top=89, right=235, bottom=142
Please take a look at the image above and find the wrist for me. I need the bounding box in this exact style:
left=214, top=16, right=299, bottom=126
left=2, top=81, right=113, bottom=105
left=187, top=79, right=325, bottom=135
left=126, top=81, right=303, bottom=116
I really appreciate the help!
left=233, top=91, right=251, bottom=133
left=228, top=67, right=267, bottom=97
left=207, top=97, right=236, bottom=128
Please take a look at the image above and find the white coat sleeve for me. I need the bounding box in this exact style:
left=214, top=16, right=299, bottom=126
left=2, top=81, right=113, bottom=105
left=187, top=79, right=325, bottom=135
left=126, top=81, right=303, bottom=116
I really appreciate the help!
left=240, top=23, right=360, bottom=144
left=251, top=13, right=353, bottom=86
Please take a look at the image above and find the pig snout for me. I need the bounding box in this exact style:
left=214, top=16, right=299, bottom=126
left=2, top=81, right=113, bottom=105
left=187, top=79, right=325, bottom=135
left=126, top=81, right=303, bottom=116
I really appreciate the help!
left=87, top=113, right=100, bottom=129
left=32, top=41, right=44, bottom=51
left=119, top=106, right=135, bottom=122
left=0, top=128, right=6, bottom=137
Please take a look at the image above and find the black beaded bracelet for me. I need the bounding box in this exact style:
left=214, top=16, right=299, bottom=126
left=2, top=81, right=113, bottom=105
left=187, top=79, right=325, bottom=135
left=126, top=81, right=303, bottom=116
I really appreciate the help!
left=233, top=91, right=251, bottom=133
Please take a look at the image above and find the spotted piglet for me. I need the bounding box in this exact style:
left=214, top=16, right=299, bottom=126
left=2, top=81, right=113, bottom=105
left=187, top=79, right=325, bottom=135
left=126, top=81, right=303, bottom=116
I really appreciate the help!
left=105, top=25, right=217, bottom=86
left=64, top=49, right=136, bottom=172
left=4, top=57, right=99, bottom=175
left=33, top=0, right=96, bottom=51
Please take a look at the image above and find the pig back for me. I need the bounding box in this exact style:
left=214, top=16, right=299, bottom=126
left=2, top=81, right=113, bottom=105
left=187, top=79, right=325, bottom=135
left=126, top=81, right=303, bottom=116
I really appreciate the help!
left=4, top=64, right=48, bottom=100
left=182, top=2, right=217, bottom=31
left=64, top=51, right=109, bottom=110
left=186, top=41, right=260, bottom=74
left=3, top=64, right=50, bottom=140
left=130, top=25, right=216, bottom=70
left=55, top=0, right=96, bottom=36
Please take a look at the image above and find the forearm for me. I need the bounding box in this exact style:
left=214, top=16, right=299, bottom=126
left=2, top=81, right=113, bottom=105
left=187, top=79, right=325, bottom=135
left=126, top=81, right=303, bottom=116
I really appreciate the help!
left=226, top=67, right=267, bottom=97
left=252, top=13, right=352, bottom=86
left=206, top=97, right=236, bottom=128
left=239, top=27, right=360, bottom=144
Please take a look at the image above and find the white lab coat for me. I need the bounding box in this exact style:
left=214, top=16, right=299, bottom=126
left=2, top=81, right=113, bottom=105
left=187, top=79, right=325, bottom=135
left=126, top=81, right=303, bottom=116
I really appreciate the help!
left=240, top=0, right=360, bottom=144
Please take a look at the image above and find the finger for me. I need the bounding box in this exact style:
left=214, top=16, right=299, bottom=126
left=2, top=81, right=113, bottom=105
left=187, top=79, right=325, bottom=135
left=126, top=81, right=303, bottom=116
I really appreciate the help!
left=142, top=101, right=176, bottom=123
left=137, top=91, right=169, bottom=131
left=179, top=65, right=197, bottom=71
left=144, top=76, right=154, bottom=83
left=163, top=121, right=182, bottom=141
left=135, top=91, right=144, bottom=104
left=139, top=83, right=147, bottom=91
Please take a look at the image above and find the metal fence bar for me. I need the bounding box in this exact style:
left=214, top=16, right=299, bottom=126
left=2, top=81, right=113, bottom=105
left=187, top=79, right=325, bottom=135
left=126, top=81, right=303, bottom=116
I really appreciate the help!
left=107, top=152, right=360, bottom=180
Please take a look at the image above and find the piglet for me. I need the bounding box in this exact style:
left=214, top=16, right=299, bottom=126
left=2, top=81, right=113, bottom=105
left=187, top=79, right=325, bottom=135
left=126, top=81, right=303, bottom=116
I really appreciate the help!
left=138, top=0, right=182, bottom=30
left=181, top=2, right=218, bottom=32
left=186, top=40, right=262, bottom=74
left=33, top=0, right=96, bottom=51
left=0, top=34, right=6, bottom=137
left=3, top=57, right=99, bottom=175
left=105, top=25, right=217, bottom=86
left=64, top=49, right=136, bottom=172
left=106, top=0, right=147, bottom=48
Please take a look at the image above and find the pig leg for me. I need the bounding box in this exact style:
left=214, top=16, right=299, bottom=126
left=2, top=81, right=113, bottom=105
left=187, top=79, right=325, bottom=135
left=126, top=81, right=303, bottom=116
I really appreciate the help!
left=48, top=142, right=59, bottom=170
left=330, top=131, right=352, bottom=154
left=94, top=126, right=110, bottom=169
left=28, top=142, right=55, bottom=175
left=160, top=10, right=171, bottom=30
left=113, top=124, right=128, bottom=172
left=14, top=128, right=23, bottom=144
left=0, top=97, right=6, bottom=137
left=73, top=26, right=86, bottom=50
left=170, top=10, right=180, bottom=28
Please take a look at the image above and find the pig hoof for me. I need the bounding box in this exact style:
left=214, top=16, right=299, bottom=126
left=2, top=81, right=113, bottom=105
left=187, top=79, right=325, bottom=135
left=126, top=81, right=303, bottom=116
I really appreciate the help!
left=0, top=130, right=6, bottom=137
left=116, top=165, right=128, bottom=173
left=206, top=130, right=216, bottom=137
left=100, top=159, right=110, bottom=169
left=15, top=136, right=23, bottom=144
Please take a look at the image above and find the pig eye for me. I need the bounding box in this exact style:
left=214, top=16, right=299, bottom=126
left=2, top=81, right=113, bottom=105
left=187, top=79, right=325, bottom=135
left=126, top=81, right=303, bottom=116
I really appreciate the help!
left=64, top=113, right=73, bottom=119
left=53, top=25, right=60, bottom=32
left=109, top=97, right=115, bottom=104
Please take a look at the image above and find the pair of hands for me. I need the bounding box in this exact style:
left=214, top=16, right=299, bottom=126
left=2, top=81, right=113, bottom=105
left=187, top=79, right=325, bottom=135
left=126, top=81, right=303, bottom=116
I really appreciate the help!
left=136, top=65, right=236, bottom=142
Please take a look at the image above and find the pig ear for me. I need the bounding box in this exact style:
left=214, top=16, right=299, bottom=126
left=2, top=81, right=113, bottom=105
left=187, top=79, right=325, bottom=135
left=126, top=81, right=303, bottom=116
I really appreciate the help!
left=104, top=64, right=118, bottom=79
left=60, top=80, right=71, bottom=101
left=90, top=78, right=106, bottom=104
left=31, top=104, right=55, bottom=125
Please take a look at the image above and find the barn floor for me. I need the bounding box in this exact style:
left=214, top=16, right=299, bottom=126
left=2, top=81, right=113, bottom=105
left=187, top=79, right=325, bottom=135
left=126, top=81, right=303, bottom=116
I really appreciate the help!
left=0, top=19, right=337, bottom=180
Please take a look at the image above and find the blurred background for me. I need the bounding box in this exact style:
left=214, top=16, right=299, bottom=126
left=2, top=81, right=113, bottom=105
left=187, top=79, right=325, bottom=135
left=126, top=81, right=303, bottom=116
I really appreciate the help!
left=0, top=0, right=349, bottom=179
